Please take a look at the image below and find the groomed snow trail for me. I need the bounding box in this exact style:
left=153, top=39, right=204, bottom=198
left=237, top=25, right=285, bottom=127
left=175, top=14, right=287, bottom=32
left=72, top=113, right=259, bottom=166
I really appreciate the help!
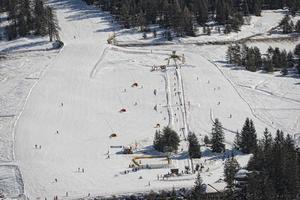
left=15, top=1, right=191, bottom=198
left=13, top=1, right=299, bottom=199
left=15, top=0, right=115, bottom=198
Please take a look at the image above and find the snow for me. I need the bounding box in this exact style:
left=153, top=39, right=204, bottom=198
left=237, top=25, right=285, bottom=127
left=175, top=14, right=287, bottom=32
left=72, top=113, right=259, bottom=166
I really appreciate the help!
left=0, top=0, right=299, bottom=199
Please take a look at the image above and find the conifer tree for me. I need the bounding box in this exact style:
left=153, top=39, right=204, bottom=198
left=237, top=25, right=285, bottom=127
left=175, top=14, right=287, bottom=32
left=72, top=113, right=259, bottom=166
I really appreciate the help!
left=234, top=130, right=241, bottom=150
left=240, top=118, right=257, bottom=154
left=45, top=6, right=60, bottom=42
left=188, top=132, right=201, bottom=159
left=153, top=127, right=180, bottom=153
left=295, top=20, right=300, bottom=33
left=188, top=132, right=201, bottom=172
left=34, top=0, right=47, bottom=35
left=294, top=44, right=300, bottom=58
left=224, top=157, right=240, bottom=198
left=204, top=135, right=210, bottom=146
left=190, top=172, right=206, bottom=199
left=279, top=15, right=294, bottom=34
left=211, top=118, right=225, bottom=153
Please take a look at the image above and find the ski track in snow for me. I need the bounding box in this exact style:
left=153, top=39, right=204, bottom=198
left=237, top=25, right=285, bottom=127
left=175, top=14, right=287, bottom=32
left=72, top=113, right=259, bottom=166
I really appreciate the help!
left=0, top=0, right=298, bottom=199
left=204, top=58, right=280, bottom=133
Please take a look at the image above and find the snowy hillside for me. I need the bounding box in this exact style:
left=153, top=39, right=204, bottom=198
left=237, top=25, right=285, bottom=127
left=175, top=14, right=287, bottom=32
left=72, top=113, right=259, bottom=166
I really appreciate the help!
left=0, top=0, right=299, bottom=199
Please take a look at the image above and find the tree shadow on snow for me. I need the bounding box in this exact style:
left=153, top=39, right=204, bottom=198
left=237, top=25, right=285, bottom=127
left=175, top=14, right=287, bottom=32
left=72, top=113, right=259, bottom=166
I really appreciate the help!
left=0, top=40, right=49, bottom=53
left=201, top=148, right=244, bottom=161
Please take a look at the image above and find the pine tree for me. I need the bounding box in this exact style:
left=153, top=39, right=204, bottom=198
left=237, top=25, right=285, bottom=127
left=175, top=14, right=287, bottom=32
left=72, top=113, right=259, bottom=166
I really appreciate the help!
left=234, top=130, right=241, bottom=150
left=191, top=0, right=208, bottom=25
left=6, top=0, right=18, bottom=40
left=45, top=6, right=60, bottom=42
left=188, top=132, right=201, bottom=159
left=190, top=172, right=206, bottom=199
left=229, top=12, right=244, bottom=32
left=240, top=118, right=257, bottom=154
left=188, top=132, right=201, bottom=173
left=153, top=130, right=163, bottom=152
left=245, top=128, right=300, bottom=200
left=227, top=44, right=241, bottom=65
left=182, top=6, right=195, bottom=36
left=204, top=135, right=210, bottom=146
left=153, top=127, right=180, bottom=153
left=211, top=118, right=225, bottom=153
left=216, top=0, right=231, bottom=24
left=294, top=44, right=300, bottom=58
left=224, top=157, right=240, bottom=198
left=279, top=15, right=294, bottom=34
left=34, top=0, right=47, bottom=35
left=295, top=20, right=300, bottom=33
left=287, top=51, right=294, bottom=68
left=283, top=134, right=298, bottom=197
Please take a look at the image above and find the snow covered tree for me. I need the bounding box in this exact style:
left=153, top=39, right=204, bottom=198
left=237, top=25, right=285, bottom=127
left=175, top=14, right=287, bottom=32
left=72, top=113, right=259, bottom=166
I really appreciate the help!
left=211, top=118, right=225, bottom=153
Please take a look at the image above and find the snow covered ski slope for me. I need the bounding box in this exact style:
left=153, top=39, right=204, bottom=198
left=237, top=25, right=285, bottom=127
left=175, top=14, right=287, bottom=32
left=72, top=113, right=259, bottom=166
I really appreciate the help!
left=8, top=0, right=299, bottom=199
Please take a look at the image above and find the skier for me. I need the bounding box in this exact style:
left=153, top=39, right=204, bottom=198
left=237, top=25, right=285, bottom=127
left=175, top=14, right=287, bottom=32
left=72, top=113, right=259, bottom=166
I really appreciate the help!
left=56, top=130, right=59, bottom=134
left=35, top=144, right=38, bottom=149
left=54, top=178, right=58, bottom=182
left=66, top=192, right=68, bottom=197
left=39, top=145, right=42, bottom=149
left=82, top=168, right=85, bottom=173
left=61, top=102, right=63, bottom=107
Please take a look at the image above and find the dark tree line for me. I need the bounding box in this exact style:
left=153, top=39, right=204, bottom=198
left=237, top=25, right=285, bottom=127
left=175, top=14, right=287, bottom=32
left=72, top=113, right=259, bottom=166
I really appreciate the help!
left=233, top=129, right=300, bottom=200
left=82, top=0, right=299, bottom=37
left=227, top=44, right=300, bottom=74
left=278, top=16, right=300, bottom=34
left=0, top=0, right=60, bottom=41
